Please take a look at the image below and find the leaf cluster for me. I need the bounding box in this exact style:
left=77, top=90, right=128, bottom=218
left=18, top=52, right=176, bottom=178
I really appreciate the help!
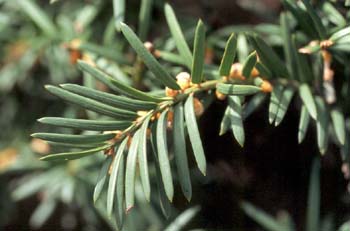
left=32, top=1, right=350, bottom=229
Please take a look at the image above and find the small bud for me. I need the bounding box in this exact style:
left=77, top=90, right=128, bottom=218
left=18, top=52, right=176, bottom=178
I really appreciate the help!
left=191, top=83, right=201, bottom=89
left=144, top=41, right=155, bottom=53
left=193, top=97, right=204, bottom=117
left=320, top=40, right=334, bottom=49
left=0, top=148, right=18, bottom=171
left=261, top=80, right=273, bottom=93
left=215, top=90, right=227, bottom=101
left=151, top=115, right=156, bottom=121
left=69, top=50, right=82, bottom=64
left=136, top=111, right=148, bottom=124
left=165, top=87, right=179, bottom=97
left=250, top=67, right=259, bottom=77
left=30, top=138, right=50, bottom=154
left=137, top=110, right=148, bottom=117
left=229, top=63, right=245, bottom=80
left=176, top=72, right=191, bottom=90
left=69, top=38, right=82, bottom=50
left=151, top=112, right=161, bottom=122
left=153, top=49, right=161, bottom=58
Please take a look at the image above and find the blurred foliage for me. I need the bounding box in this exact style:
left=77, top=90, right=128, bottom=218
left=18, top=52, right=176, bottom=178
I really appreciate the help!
left=0, top=0, right=350, bottom=230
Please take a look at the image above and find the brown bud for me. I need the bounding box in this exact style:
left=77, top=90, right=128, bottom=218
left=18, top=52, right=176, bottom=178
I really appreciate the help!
left=137, top=110, right=148, bottom=117
left=69, top=50, right=82, bottom=64
left=144, top=41, right=155, bottom=53
left=320, top=40, right=334, bottom=49
left=0, top=147, right=18, bottom=171
left=30, top=138, right=50, bottom=154
left=69, top=38, right=82, bottom=50
left=191, top=83, right=201, bottom=89
left=215, top=90, right=227, bottom=101
left=153, top=49, right=161, bottom=58
left=151, top=115, right=156, bottom=121
left=136, top=111, right=149, bottom=124
left=176, top=72, right=191, bottom=90
left=151, top=112, right=162, bottom=121
left=229, top=63, right=245, bottom=80
left=250, top=67, right=259, bottom=77
left=261, top=80, right=273, bottom=93
left=222, top=76, right=228, bottom=82
left=165, top=87, right=179, bottom=97
left=193, top=97, right=204, bottom=117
